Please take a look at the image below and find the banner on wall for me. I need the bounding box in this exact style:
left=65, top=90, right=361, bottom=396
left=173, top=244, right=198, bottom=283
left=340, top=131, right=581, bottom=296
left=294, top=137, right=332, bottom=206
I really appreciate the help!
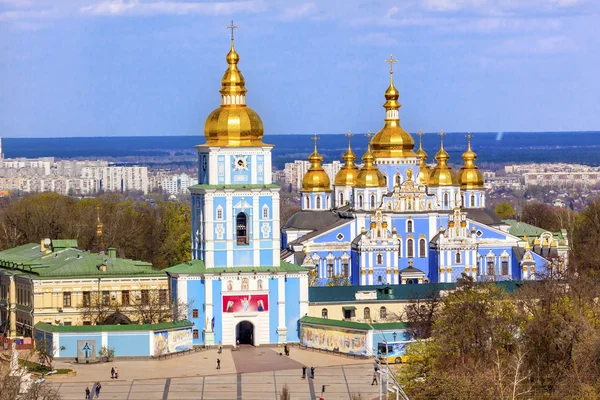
left=153, top=328, right=193, bottom=356
left=222, top=294, right=269, bottom=313
left=300, top=323, right=367, bottom=356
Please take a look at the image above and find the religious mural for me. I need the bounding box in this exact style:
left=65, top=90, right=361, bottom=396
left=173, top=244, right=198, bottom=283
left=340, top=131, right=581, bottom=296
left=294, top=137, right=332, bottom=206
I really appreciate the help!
left=222, top=294, right=268, bottom=313
left=153, top=328, right=193, bottom=356
left=300, top=323, right=367, bottom=355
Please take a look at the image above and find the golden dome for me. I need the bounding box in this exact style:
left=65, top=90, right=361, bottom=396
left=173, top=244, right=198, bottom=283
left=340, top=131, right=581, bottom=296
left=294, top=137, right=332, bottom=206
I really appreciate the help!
left=416, top=130, right=431, bottom=185
left=356, top=133, right=387, bottom=188
left=204, top=39, right=265, bottom=147
left=457, top=133, right=484, bottom=189
left=428, top=131, right=458, bottom=187
left=334, top=132, right=360, bottom=186
left=371, top=55, right=415, bottom=158
left=302, top=135, right=332, bottom=192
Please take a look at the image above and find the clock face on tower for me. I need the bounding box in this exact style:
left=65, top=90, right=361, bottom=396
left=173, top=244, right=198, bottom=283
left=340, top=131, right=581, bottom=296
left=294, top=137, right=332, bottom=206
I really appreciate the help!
left=233, top=155, right=249, bottom=172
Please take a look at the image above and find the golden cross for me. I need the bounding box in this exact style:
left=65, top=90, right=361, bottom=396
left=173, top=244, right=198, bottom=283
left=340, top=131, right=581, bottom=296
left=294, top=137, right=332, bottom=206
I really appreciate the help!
left=345, top=130, right=353, bottom=146
left=384, top=54, right=398, bottom=75
left=438, top=130, right=445, bottom=147
left=365, top=131, right=373, bottom=142
left=418, top=129, right=424, bottom=140
left=312, top=133, right=319, bottom=151
left=226, top=20, right=239, bottom=41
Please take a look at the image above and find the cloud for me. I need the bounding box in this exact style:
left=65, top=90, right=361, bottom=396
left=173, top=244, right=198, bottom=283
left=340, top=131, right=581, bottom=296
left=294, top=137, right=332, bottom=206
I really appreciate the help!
left=494, top=35, right=581, bottom=55
left=279, top=2, right=316, bottom=21
left=0, top=9, right=54, bottom=21
left=354, top=32, right=398, bottom=46
left=81, top=0, right=267, bottom=16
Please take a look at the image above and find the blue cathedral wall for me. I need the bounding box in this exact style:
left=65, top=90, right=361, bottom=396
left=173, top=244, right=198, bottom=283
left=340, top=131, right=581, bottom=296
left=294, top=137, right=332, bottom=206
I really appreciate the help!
left=212, top=280, right=223, bottom=345
left=285, top=277, right=301, bottom=342
left=269, top=278, right=279, bottom=343
left=188, top=279, right=205, bottom=345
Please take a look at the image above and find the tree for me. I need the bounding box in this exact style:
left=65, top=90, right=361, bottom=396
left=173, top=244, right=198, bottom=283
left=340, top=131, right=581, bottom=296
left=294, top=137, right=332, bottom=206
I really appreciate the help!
left=325, top=274, right=351, bottom=287
left=521, top=201, right=556, bottom=230
left=0, top=361, right=61, bottom=400
left=98, top=346, right=115, bottom=362
left=495, top=202, right=516, bottom=220
left=403, top=285, right=443, bottom=339
left=35, top=338, right=65, bottom=371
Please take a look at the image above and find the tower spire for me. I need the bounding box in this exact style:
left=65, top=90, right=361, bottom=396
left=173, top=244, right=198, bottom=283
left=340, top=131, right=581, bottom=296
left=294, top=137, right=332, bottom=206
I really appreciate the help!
left=384, top=53, right=398, bottom=85
left=226, top=20, right=238, bottom=42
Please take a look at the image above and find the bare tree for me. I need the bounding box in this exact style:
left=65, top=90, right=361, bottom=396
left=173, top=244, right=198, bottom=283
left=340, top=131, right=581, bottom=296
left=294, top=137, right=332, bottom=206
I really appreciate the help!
left=402, top=285, right=443, bottom=339
left=0, top=356, right=61, bottom=400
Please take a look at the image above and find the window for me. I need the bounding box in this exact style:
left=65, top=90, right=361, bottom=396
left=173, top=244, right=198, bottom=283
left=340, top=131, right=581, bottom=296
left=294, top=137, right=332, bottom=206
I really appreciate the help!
left=202, top=156, right=207, bottom=171
left=327, top=262, right=334, bottom=278
left=455, top=251, right=461, bottom=264
left=358, top=195, right=363, bottom=208
left=63, top=292, right=71, bottom=308
left=502, top=260, right=509, bottom=275
left=380, top=306, right=387, bottom=320
left=141, top=289, right=149, bottom=305
left=236, top=212, right=249, bottom=245
left=83, top=321, right=91, bottom=326
left=262, top=205, right=269, bottom=219
left=193, top=329, right=199, bottom=339
left=370, top=195, right=375, bottom=208
left=444, top=192, right=449, bottom=207
left=159, top=289, right=167, bottom=304
left=395, top=174, right=401, bottom=186
left=121, top=290, right=130, bottom=306
left=322, top=308, right=328, bottom=319
left=305, top=195, right=310, bottom=209
left=343, top=308, right=354, bottom=320
left=377, top=253, right=383, bottom=264
left=64, top=321, right=72, bottom=326
left=419, top=239, right=426, bottom=258
left=316, top=196, right=321, bottom=209
left=470, top=194, right=475, bottom=207
left=461, top=194, right=465, bottom=207
left=102, top=290, right=110, bottom=306
left=487, top=260, right=495, bottom=275
left=216, top=206, right=223, bottom=220
left=407, top=239, right=414, bottom=258
left=407, top=220, right=413, bottom=232
left=83, top=291, right=90, bottom=307
left=378, top=276, right=383, bottom=284
left=192, top=309, right=199, bottom=318
left=364, top=307, right=371, bottom=320
left=339, top=192, right=344, bottom=204
left=342, top=262, right=349, bottom=277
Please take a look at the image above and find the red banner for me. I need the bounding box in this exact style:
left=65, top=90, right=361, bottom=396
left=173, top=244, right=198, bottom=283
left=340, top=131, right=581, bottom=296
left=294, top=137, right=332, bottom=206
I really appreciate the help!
left=222, top=294, right=269, bottom=313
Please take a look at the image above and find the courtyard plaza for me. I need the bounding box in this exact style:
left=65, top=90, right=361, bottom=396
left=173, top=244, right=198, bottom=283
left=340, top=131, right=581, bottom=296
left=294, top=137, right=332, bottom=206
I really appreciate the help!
left=47, top=346, right=384, bottom=399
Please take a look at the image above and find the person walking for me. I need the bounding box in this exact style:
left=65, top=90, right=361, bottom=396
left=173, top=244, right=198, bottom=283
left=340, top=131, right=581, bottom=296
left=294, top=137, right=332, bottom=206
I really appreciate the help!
left=114, top=367, right=119, bottom=379
left=302, top=366, right=307, bottom=379
left=371, top=371, right=378, bottom=386
left=218, top=342, right=222, bottom=354
left=216, top=358, right=221, bottom=370
left=95, top=381, right=102, bottom=398
left=85, top=387, right=91, bottom=399
left=110, top=367, right=115, bottom=379
left=310, top=366, right=315, bottom=379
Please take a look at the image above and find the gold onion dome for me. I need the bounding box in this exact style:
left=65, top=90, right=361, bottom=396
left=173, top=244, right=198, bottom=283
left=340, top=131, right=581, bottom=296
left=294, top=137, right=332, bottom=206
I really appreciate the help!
left=204, top=36, right=265, bottom=147
left=334, top=132, right=360, bottom=186
left=416, top=130, right=430, bottom=185
left=302, top=135, right=332, bottom=192
left=428, top=131, right=458, bottom=186
left=371, top=54, right=415, bottom=158
left=356, top=134, right=387, bottom=187
left=457, top=133, right=484, bottom=189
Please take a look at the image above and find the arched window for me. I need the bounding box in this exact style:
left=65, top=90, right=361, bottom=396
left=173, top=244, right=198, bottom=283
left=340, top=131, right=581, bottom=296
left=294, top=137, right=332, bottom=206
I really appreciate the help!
left=262, top=205, right=269, bottom=219
left=305, top=195, right=310, bottom=209
left=327, top=262, right=334, bottom=278
left=407, top=239, right=414, bottom=258
left=326, top=195, right=330, bottom=207
left=376, top=253, right=383, bottom=264
left=395, top=174, right=401, bottom=186
left=470, top=194, right=475, bottom=207
left=236, top=212, right=249, bottom=245
left=339, top=192, right=344, bottom=205
left=383, top=175, right=388, bottom=188
left=461, top=194, right=465, bottom=207
left=455, top=251, right=461, bottom=263
left=358, top=195, right=363, bottom=209
left=364, top=307, right=371, bottom=320
left=380, top=306, right=387, bottom=320
left=370, top=194, right=375, bottom=208
left=316, top=196, right=321, bottom=209
left=419, top=238, right=426, bottom=257
left=378, top=276, right=383, bottom=284
left=407, top=220, right=413, bottom=233
left=444, top=192, right=449, bottom=207
left=216, top=206, right=223, bottom=220
left=322, top=308, right=328, bottom=319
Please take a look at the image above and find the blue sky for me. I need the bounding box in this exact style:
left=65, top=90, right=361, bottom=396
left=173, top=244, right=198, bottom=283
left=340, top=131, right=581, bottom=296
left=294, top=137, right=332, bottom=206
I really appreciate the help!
left=1, top=0, right=599, bottom=137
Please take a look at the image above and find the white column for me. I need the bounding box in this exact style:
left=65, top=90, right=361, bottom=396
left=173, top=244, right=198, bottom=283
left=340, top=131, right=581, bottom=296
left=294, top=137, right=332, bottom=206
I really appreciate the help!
left=299, top=274, right=309, bottom=317
left=253, top=194, right=260, bottom=266
left=54, top=333, right=61, bottom=358
left=251, top=153, right=258, bottom=184
left=149, top=331, right=155, bottom=356
left=102, top=332, right=108, bottom=348
left=205, top=279, right=213, bottom=332
left=277, top=277, right=287, bottom=343
left=226, top=195, right=233, bottom=267
left=224, top=154, right=231, bottom=184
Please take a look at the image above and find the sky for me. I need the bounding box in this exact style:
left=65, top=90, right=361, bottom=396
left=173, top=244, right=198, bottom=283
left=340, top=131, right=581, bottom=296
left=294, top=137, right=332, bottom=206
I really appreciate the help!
left=0, top=0, right=599, bottom=138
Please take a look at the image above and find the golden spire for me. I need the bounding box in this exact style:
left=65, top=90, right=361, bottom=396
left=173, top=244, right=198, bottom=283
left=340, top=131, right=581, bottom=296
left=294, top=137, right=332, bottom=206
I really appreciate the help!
left=457, top=133, right=484, bottom=189
left=416, top=130, right=430, bottom=185
left=334, top=131, right=359, bottom=186
left=356, top=131, right=386, bottom=187
left=302, top=134, right=332, bottom=192
left=372, top=54, right=415, bottom=159
left=96, top=205, right=104, bottom=249
left=428, top=130, right=458, bottom=186
left=204, top=21, right=265, bottom=147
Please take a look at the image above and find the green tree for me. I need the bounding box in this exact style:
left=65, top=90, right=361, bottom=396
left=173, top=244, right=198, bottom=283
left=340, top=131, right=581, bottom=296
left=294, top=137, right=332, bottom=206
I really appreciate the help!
left=494, top=202, right=515, bottom=220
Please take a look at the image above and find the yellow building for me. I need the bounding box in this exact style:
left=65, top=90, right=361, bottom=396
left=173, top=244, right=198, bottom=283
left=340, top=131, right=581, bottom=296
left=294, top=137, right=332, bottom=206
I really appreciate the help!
left=0, top=239, right=168, bottom=337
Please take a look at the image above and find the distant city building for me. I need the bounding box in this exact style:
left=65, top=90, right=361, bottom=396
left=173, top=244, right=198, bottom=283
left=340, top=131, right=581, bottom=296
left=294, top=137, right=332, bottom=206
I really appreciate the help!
left=161, top=173, right=193, bottom=195
left=284, top=160, right=347, bottom=192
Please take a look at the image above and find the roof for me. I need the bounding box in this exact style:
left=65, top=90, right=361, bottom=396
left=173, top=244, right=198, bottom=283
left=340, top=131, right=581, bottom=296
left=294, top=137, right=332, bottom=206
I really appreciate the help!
left=399, top=266, right=423, bottom=274
left=0, top=242, right=165, bottom=280
left=502, top=219, right=566, bottom=241
left=300, top=316, right=408, bottom=331
left=166, top=259, right=310, bottom=274
left=309, top=281, right=523, bottom=303
left=189, top=183, right=279, bottom=191
left=466, top=208, right=503, bottom=225
left=287, top=218, right=353, bottom=246
left=34, top=320, right=193, bottom=333
left=283, top=210, right=344, bottom=230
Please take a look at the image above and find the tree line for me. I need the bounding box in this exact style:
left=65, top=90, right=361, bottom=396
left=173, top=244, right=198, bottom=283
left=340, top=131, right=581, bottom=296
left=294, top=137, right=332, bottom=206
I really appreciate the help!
left=0, top=193, right=191, bottom=269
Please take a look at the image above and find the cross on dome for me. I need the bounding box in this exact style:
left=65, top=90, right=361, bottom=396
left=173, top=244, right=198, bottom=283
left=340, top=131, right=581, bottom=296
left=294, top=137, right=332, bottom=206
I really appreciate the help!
left=384, top=54, right=398, bottom=75
left=226, top=20, right=239, bottom=41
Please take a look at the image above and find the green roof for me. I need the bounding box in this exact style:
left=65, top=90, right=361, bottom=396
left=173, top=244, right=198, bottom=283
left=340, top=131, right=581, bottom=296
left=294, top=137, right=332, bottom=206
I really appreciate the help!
left=309, top=281, right=522, bottom=303
left=34, top=320, right=192, bottom=333
left=166, top=259, right=310, bottom=274
left=300, top=316, right=408, bottom=331
left=189, top=183, right=280, bottom=191
left=502, top=219, right=566, bottom=244
left=0, top=242, right=166, bottom=280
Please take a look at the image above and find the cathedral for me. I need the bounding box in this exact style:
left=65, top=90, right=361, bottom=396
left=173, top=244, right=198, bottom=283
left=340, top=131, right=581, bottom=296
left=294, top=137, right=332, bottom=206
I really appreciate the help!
left=167, top=28, right=564, bottom=347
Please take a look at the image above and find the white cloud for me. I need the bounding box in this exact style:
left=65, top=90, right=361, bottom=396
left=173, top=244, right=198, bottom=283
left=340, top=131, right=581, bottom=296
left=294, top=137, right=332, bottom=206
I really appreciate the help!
left=494, top=35, right=581, bottom=55
left=0, top=9, right=54, bottom=21
left=354, top=32, right=398, bottom=46
left=279, top=2, right=316, bottom=21
left=81, top=0, right=267, bottom=17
